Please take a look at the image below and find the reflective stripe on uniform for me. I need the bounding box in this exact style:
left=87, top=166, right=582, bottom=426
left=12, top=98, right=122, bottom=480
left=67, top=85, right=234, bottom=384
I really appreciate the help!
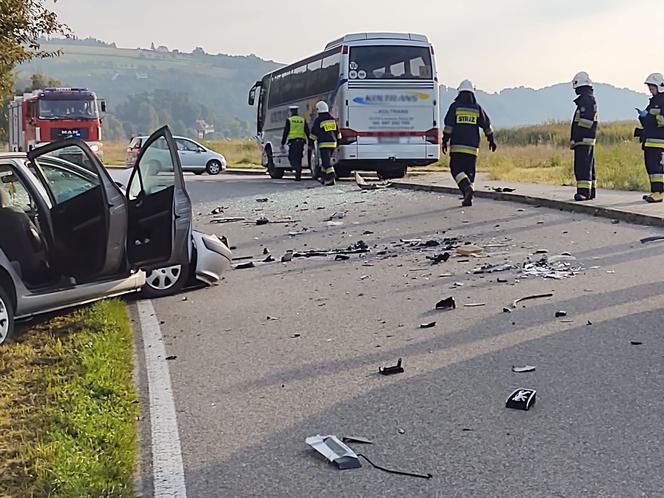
left=454, top=172, right=469, bottom=185
left=577, top=118, right=594, bottom=129
left=322, top=167, right=335, bottom=174
left=649, top=108, right=661, bottom=115
left=572, top=138, right=596, bottom=147
left=645, top=139, right=664, bottom=149
left=321, top=120, right=337, bottom=132
left=319, top=142, right=337, bottom=149
left=450, top=144, right=479, bottom=156
left=576, top=180, right=592, bottom=188
left=456, top=108, right=479, bottom=125
left=443, top=126, right=454, bottom=134
left=657, top=115, right=664, bottom=128
left=484, top=126, right=494, bottom=136
left=649, top=174, right=664, bottom=183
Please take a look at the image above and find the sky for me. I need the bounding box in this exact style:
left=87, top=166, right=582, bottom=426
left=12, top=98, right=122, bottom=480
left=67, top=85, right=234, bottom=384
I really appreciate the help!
left=50, top=0, right=659, bottom=93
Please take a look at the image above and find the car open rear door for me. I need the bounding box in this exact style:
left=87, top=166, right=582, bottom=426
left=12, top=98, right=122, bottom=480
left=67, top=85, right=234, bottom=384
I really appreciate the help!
left=27, top=139, right=128, bottom=281
left=126, top=126, right=192, bottom=270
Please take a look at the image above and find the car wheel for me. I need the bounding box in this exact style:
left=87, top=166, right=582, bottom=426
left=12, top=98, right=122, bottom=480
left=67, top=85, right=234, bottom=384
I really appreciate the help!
left=0, top=285, right=15, bottom=345
left=335, top=166, right=352, bottom=179
left=194, top=171, right=204, bottom=176
left=206, top=160, right=222, bottom=175
left=141, top=263, right=189, bottom=298
left=378, top=165, right=407, bottom=180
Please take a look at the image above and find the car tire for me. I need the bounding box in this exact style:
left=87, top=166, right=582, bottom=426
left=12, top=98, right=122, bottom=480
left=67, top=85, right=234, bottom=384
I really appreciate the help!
left=194, top=171, right=204, bottom=176
left=206, top=160, right=222, bottom=175
left=0, top=284, right=15, bottom=345
left=378, top=165, right=407, bottom=180
left=141, top=262, right=190, bottom=298
left=335, top=166, right=352, bottom=179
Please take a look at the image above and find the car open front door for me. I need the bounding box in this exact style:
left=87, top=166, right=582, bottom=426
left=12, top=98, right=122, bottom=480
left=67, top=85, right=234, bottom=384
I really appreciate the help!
left=27, top=139, right=128, bottom=282
left=126, top=126, right=192, bottom=270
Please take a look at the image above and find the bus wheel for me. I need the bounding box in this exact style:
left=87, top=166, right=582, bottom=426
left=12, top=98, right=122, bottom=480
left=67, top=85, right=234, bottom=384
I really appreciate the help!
left=379, top=165, right=407, bottom=180
left=335, top=167, right=352, bottom=179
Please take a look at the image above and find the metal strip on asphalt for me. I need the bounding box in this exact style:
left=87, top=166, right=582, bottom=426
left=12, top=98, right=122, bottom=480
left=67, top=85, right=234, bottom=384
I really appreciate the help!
left=138, top=299, right=187, bottom=498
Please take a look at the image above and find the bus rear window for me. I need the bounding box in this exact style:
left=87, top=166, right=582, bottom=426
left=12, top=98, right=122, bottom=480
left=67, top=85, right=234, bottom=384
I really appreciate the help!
left=349, top=46, right=433, bottom=80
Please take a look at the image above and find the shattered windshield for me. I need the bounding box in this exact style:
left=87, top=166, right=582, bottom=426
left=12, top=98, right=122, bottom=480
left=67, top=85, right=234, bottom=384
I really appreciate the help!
left=38, top=99, right=98, bottom=120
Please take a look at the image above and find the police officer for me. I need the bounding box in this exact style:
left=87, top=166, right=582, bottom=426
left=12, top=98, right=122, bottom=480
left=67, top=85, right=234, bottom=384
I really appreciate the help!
left=281, top=105, right=310, bottom=181
left=570, top=71, right=599, bottom=201
left=637, top=73, right=664, bottom=203
left=310, top=101, right=339, bottom=186
left=442, top=80, right=496, bottom=206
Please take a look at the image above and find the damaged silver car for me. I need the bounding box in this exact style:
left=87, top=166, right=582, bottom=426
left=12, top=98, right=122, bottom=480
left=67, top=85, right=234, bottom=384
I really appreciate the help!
left=0, top=126, right=231, bottom=344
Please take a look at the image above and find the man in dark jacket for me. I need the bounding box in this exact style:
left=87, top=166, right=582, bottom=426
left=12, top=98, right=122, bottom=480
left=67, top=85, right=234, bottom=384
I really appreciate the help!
left=442, top=80, right=497, bottom=206
left=310, top=101, right=339, bottom=186
left=637, top=73, right=664, bottom=203
left=570, top=71, right=599, bottom=201
left=281, top=105, right=310, bottom=181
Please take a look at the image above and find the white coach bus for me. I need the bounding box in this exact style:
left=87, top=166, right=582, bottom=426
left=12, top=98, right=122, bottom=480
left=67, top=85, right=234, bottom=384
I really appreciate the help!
left=248, top=33, right=440, bottom=179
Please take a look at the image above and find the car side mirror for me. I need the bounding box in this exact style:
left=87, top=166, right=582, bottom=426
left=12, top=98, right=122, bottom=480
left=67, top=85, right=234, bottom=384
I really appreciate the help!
left=100, top=100, right=107, bottom=113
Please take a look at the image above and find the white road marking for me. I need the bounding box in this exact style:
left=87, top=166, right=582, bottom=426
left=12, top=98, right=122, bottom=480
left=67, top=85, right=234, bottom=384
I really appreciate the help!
left=137, top=299, right=187, bottom=498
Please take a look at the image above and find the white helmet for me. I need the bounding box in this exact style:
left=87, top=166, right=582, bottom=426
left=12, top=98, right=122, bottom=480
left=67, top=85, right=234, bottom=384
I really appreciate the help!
left=288, top=105, right=299, bottom=111
left=645, top=73, right=664, bottom=93
left=457, top=79, right=475, bottom=94
left=315, top=101, right=329, bottom=113
left=572, top=71, right=592, bottom=89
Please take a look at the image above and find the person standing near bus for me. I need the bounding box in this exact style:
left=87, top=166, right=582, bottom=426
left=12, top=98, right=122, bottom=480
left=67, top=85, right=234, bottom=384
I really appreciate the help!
left=281, top=105, right=310, bottom=181
left=570, top=71, right=599, bottom=201
left=310, top=101, right=339, bottom=186
left=637, top=73, right=664, bottom=203
left=442, top=80, right=496, bottom=206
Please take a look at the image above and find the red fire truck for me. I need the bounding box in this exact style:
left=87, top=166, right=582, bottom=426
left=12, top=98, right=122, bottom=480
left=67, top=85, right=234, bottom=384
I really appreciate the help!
left=8, top=88, right=106, bottom=157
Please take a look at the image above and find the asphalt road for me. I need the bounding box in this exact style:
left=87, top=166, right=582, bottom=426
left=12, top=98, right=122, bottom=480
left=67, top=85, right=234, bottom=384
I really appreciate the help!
left=138, top=173, right=664, bottom=497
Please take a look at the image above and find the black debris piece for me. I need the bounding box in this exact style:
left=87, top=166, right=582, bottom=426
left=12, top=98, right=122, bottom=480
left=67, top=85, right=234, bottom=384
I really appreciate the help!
left=503, top=307, right=512, bottom=313
left=435, top=297, right=456, bottom=310
left=611, top=219, right=620, bottom=225
left=555, top=311, right=567, bottom=318
left=512, top=365, right=536, bottom=373
left=256, top=217, right=270, bottom=225
left=256, top=198, right=269, bottom=203
left=263, top=247, right=270, bottom=255
left=379, top=358, right=404, bottom=376
left=473, top=263, right=514, bottom=274
left=335, top=254, right=350, bottom=261
left=357, top=454, right=432, bottom=480
left=210, top=206, right=224, bottom=215
left=165, top=355, right=177, bottom=361
left=209, top=217, right=245, bottom=224
left=234, top=262, right=255, bottom=270
left=420, top=240, right=440, bottom=248
left=497, top=278, right=509, bottom=283
left=363, top=230, right=374, bottom=235
left=630, top=340, right=643, bottom=345
left=506, top=388, right=537, bottom=410
left=420, top=321, right=437, bottom=329
left=291, top=334, right=301, bottom=338
left=492, top=187, right=516, bottom=193
left=511, top=293, right=554, bottom=309
left=587, top=320, right=593, bottom=326
left=341, top=436, right=373, bottom=445
left=640, top=235, right=664, bottom=244
left=263, top=255, right=275, bottom=263
left=461, top=428, right=474, bottom=432
left=427, top=252, right=450, bottom=265
left=281, top=252, right=294, bottom=263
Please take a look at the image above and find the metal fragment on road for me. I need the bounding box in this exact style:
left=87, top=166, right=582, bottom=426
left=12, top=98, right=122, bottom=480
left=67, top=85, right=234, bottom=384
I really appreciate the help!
left=379, top=358, right=404, bottom=376
left=555, top=311, right=567, bottom=318
left=305, top=435, right=362, bottom=470
left=511, top=293, right=554, bottom=309
left=512, top=365, right=536, bottom=373
left=464, top=303, right=486, bottom=307
left=209, top=216, right=245, bottom=224
left=630, top=341, right=643, bottom=345
left=342, top=436, right=373, bottom=445
left=435, top=297, right=456, bottom=310
left=640, top=235, right=664, bottom=244
left=420, top=321, right=437, bottom=329
left=281, top=251, right=294, bottom=262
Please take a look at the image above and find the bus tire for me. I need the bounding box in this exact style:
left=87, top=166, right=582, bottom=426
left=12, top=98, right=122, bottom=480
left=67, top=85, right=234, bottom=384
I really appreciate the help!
left=379, top=165, right=407, bottom=180
left=335, top=166, right=352, bottom=179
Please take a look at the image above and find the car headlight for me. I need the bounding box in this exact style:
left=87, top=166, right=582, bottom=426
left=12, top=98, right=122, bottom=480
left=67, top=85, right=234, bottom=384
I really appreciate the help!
left=90, top=144, right=99, bottom=153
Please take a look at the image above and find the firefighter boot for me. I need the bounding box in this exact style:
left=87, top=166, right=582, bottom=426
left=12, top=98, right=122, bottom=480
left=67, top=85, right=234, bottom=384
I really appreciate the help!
left=645, top=192, right=663, bottom=203
left=324, top=173, right=336, bottom=186
left=574, top=193, right=590, bottom=202
left=462, top=187, right=474, bottom=207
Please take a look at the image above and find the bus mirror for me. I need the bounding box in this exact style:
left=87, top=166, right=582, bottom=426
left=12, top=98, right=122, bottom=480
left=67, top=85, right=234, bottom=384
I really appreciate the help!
left=248, top=87, right=256, bottom=106
left=100, top=100, right=107, bottom=113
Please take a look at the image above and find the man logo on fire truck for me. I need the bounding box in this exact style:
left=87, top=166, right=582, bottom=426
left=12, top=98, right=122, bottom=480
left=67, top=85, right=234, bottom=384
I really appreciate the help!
left=8, top=88, right=106, bottom=158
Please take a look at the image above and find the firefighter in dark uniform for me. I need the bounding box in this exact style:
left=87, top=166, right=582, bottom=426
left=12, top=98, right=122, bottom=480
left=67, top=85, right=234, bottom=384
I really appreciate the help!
left=281, top=105, right=310, bottom=181
left=570, top=71, right=599, bottom=201
left=637, top=73, right=664, bottom=203
left=310, top=101, right=339, bottom=186
left=442, top=80, right=496, bottom=206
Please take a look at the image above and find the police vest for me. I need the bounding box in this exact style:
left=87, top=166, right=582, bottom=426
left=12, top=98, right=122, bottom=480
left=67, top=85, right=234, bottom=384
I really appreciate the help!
left=287, top=116, right=307, bottom=140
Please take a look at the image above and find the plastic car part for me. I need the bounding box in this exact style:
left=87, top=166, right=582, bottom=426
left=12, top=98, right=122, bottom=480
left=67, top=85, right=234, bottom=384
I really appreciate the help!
left=379, top=358, right=404, bottom=376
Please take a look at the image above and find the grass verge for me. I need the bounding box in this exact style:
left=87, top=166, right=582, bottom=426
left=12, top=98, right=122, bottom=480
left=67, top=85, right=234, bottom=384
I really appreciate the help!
left=0, top=299, right=138, bottom=498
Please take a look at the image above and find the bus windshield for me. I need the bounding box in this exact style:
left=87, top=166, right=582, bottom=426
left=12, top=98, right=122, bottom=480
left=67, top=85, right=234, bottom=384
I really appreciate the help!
left=349, top=46, right=433, bottom=80
left=38, top=99, right=98, bottom=120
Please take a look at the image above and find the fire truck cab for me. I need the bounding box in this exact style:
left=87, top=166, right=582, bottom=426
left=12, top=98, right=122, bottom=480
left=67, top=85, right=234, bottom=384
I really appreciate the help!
left=8, top=88, right=105, bottom=158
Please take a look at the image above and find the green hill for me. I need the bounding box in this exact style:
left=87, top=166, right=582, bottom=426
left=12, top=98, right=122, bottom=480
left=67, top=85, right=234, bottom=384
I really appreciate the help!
left=16, top=39, right=281, bottom=139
